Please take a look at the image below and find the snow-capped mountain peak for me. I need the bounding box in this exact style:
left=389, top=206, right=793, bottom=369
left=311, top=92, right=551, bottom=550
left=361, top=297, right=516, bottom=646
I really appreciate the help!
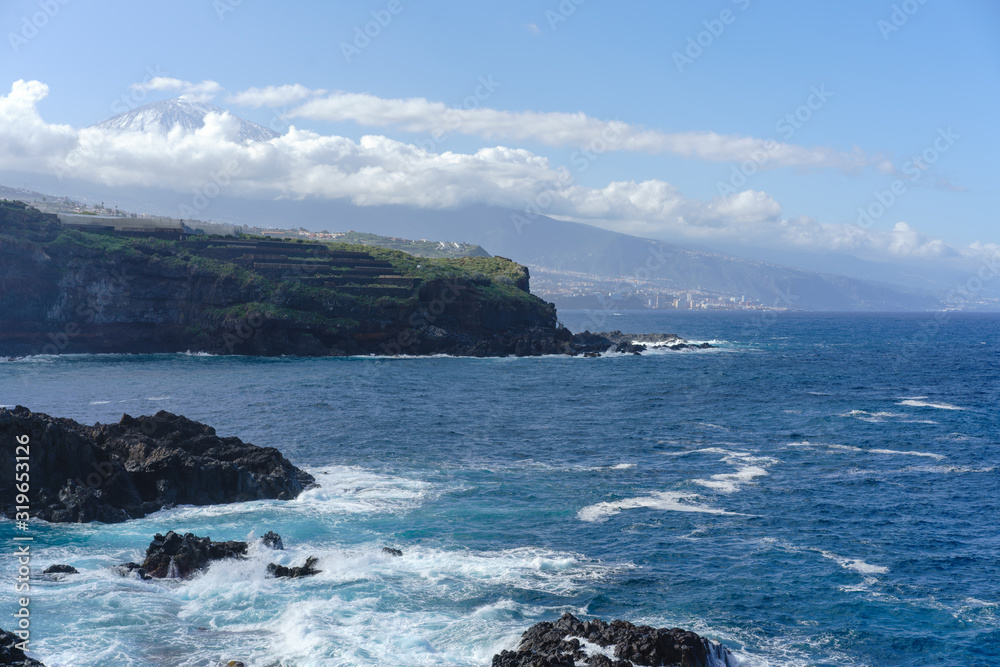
left=91, top=97, right=279, bottom=143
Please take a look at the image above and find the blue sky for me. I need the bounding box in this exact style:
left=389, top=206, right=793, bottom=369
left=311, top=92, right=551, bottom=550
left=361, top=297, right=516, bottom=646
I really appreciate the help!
left=1, top=0, right=997, bottom=263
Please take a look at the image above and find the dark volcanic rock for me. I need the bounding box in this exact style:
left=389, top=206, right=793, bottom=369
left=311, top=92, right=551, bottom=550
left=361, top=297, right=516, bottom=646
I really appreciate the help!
left=615, top=341, right=646, bottom=355
left=261, top=531, right=284, bottom=550
left=382, top=547, right=403, bottom=557
left=0, top=628, right=44, bottom=667
left=0, top=406, right=315, bottom=523
left=492, top=613, right=739, bottom=667
left=267, top=556, right=321, bottom=578
left=571, top=331, right=616, bottom=353
left=42, top=564, right=77, bottom=575
left=141, top=531, right=248, bottom=579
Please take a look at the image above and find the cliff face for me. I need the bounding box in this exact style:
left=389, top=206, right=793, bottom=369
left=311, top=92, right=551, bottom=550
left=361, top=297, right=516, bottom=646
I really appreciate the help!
left=0, top=201, right=580, bottom=357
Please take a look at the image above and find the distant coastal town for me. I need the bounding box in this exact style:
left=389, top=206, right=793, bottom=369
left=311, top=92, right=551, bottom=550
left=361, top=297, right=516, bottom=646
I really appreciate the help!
left=528, top=266, right=779, bottom=312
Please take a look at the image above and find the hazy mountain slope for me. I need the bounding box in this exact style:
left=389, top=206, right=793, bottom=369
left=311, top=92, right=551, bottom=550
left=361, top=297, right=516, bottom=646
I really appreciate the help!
left=223, top=201, right=939, bottom=311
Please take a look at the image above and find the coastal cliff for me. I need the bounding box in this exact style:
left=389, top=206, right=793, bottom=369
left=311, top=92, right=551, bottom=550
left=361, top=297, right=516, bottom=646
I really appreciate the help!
left=0, top=201, right=602, bottom=357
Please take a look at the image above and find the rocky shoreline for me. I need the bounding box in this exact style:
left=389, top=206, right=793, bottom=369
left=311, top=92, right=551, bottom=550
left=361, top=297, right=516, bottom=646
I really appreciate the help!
left=0, top=406, right=731, bottom=666
left=492, top=613, right=740, bottom=667
left=0, top=407, right=314, bottom=523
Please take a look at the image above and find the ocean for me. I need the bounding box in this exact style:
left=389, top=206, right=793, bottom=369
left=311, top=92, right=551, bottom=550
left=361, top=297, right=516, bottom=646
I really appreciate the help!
left=1, top=311, right=998, bottom=666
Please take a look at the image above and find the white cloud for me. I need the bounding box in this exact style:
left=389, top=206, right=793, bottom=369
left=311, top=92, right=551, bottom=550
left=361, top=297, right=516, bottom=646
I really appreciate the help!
left=0, top=80, right=983, bottom=264
left=227, top=84, right=320, bottom=108
left=130, top=77, right=222, bottom=103
left=282, top=90, right=875, bottom=170
left=0, top=80, right=77, bottom=172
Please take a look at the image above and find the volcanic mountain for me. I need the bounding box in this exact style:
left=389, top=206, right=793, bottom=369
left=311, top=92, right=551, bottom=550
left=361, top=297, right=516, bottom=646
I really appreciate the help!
left=91, top=97, right=278, bottom=143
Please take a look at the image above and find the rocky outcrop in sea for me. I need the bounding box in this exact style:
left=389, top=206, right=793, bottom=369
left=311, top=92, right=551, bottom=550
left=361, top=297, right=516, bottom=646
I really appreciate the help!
left=102, top=530, right=309, bottom=582
left=140, top=531, right=249, bottom=579
left=0, top=407, right=315, bottom=523
left=492, top=613, right=740, bottom=667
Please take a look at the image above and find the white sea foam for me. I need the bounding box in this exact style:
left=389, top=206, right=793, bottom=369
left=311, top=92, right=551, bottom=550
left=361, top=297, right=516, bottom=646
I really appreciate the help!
left=697, top=422, right=730, bottom=430
left=89, top=400, right=113, bottom=405
left=562, top=462, right=637, bottom=473
left=287, top=466, right=438, bottom=516
left=663, top=447, right=736, bottom=457
left=572, top=636, right=619, bottom=661
left=786, top=441, right=945, bottom=460
left=897, top=399, right=966, bottom=410
left=2, top=354, right=57, bottom=363
left=150, top=465, right=440, bottom=522
left=578, top=491, right=742, bottom=522
left=901, top=465, right=994, bottom=474
left=165, top=542, right=627, bottom=667
left=820, top=551, right=889, bottom=575
left=629, top=341, right=729, bottom=356
left=669, top=448, right=777, bottom=494
left=865, top=448, right=944, bottom=459
left=754, top=539, right=889, bottom=584
left=693, top=466, right=769, bottom=494
left=840, top=409, right=936, bottom=424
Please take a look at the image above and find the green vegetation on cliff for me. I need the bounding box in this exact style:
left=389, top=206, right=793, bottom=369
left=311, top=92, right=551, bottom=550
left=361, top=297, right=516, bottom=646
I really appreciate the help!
left=0, top=200, right=561, bottom=357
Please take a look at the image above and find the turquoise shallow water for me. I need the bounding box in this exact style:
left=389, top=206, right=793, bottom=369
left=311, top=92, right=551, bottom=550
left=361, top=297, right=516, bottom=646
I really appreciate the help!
left=1, top=311, right=998, bottom=666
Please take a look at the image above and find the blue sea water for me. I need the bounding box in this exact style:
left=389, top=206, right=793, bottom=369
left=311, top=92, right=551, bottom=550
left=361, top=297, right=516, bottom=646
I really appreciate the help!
left=1, top=311, right=998, bottom=666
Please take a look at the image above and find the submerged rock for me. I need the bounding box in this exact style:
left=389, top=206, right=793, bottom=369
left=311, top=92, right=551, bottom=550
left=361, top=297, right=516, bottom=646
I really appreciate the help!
left=267, top=556, right=321, bottom=578
left=0, top=407, right=315, bottom=523
left=492, top=613, right=739, bottom=667
left=0, top=629, right=45, bottom=667
left=111, top=562, right=152, bottom=581
left=141, top=531, right=248, bottom=579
